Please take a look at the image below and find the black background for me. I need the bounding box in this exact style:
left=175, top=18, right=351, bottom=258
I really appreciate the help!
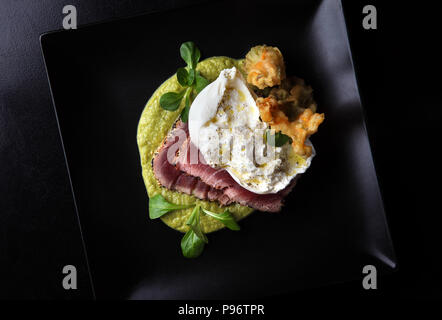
left=0, top=0, right=440, bottom=301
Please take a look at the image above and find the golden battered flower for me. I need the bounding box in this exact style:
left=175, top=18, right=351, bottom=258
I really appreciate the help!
left=256, top=95, right=324, bottom=157
left=245, top=45, right=286, bottom=89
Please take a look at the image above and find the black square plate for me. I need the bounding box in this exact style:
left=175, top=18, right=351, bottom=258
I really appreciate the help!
left=41, top=0, right=396, bottom=299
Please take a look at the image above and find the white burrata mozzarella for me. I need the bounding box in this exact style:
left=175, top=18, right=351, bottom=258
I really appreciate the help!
left=188, top=67, right=314, bottom=194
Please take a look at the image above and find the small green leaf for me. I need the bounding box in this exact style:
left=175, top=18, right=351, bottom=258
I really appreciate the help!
left=149, top=194, right=194, bottom=219
left=193, top=47, right=201, bottom=69
left=181, top=229, right=205, bottom=258
left=159, top=90, right=186, bottom=111
left=195, top=73, right=210, bottom=94
left=180, top=104, right=190, bottom=123
left=265, top=129, right=292, bottom=147
left=186, top=205, right=208, bottom=243
left=201, top=208, right=240, bottom=231
left=187, top=68, right=196, bottom=86
left=176, top=68, right=189, bottom=87
left=180, top=41, right=200, bottom=69
left=180, top=89, right=191, bottom=123
left=181, top=204, right=207, bottom=258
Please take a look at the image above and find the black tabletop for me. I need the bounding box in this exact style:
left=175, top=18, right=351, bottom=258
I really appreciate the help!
left=0, top=0, right=440, bottom=300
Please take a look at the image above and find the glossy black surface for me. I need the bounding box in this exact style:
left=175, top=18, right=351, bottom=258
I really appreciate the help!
left=41, top=0, right=395, bottom=299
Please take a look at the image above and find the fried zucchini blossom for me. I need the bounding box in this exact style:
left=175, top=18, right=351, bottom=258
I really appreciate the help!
left=245, top=45, right=286, bottom=89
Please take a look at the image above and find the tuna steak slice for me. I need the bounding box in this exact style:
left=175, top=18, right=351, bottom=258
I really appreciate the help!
left=152, top=121, right=297, bottom=212
left=152, top=124, right=231, bottom=206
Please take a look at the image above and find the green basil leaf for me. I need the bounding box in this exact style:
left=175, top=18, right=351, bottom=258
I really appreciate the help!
left=201, top=208, right=240, bottom=231
left=180, top=89, right=191, bottom=123
left=195, top=73, right=210, bottom=94
left=265, top=129, right=292, bottom=147
left=159, top=90, right=186, bottom=111
left=187, top=68, right=196, bottom=86
left=186, top=205, right=208, bottom=243
left=181, top=229, right=205, bottom=258
left=176, top=68, right=189, bottom=87
left=149, top=194, right=194, bottom=219
left=180, top=41, right=200, bottom=69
